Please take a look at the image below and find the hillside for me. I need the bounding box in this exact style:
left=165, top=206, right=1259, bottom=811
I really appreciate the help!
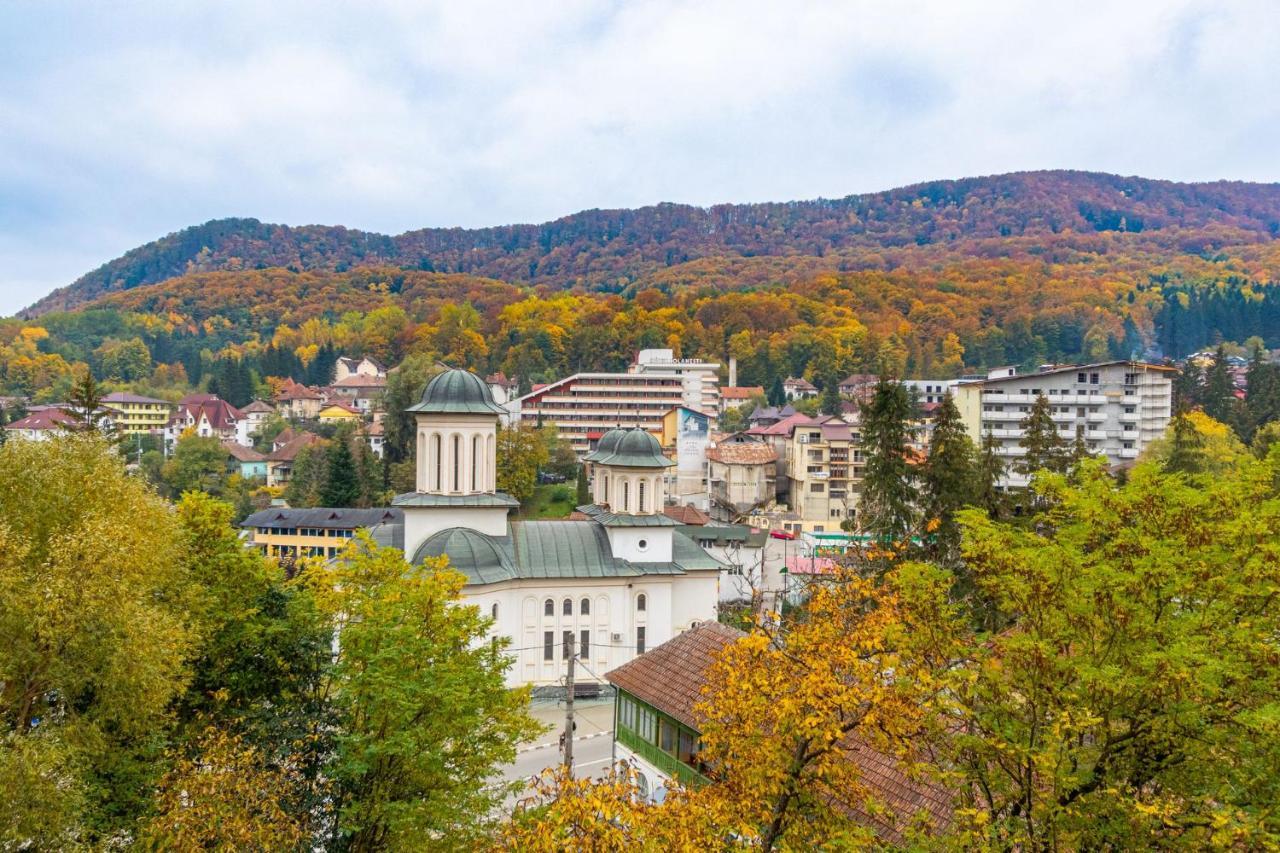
left=25, top=170, right=1280, bottom=316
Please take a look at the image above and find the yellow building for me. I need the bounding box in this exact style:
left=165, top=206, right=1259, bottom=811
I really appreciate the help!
left=241, top=507, right=404, bottom=559
left=318, top=402, right=362, bottom=423
left=102, top=392, right=173, bottom=435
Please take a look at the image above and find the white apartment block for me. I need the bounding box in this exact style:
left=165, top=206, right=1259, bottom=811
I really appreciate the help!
left=631, top=349, right=720, bottom=422
left=954, top=361, right=1175, bottom=489
left=512, top=372, right=687, bottom=454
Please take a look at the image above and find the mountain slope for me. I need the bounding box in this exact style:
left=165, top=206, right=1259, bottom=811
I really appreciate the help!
left=25, top=170, right=1280, bottom=317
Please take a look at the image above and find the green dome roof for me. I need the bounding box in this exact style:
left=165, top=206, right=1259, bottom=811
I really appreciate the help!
left=411, top=527, right=515, bottom=584
left=407, top=368, right=505, bottom=415
left=583, top=427, right=673, bottom=469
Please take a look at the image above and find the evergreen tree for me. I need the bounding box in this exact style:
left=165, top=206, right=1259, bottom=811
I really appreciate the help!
left=1017, top=394, right=1069, bottom=479
left=1164, top=411, right=1205, bottom=475
left=920, top=393, right=978, bottom=564
left=767, top=376, right=785, bottom=407
left=858, top=377, right=916, bottom=545
left=819, top=379, right=842, bottom=416
left=575, top=465, right=589, bottom=506
left=284, top=444, right=327, bottom=508
left=976, top=428, right=1007, bottom=519
left=319, top=433, right=360, bottom=507
left=1203, top=345, right=1234, bottom=424
left=1243, top=347, right=1280, bottom=441
left=1173, top=359, right=1202, bottom=411
left=64, top=369, right=110, bottom=434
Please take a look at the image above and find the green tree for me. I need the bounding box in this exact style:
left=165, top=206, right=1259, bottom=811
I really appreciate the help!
left=382, top=354, right=441, bottom=472
left=320, top=431, right=360, bottom=507
left=0, top=435, right=191, bottom=843
left=325, top=538, right=541, bottom=849
left=1163, top=411, right=1204, bottom=474
left=285, top=442, right=328, bottom=507
left=858, top=377, right=916, bottom=544
left=497, top=424, right=549, bottom=504
left=919, top=392, right=978, bottom=564
left=95, top=336, right=153, bottom=382
left=575, top=465, right=589, bottom=505
left=947, top=459, right=1280, bottom=848
left=1203, top=344, right=1235, bottom=424
left=64, top=367, right=110, bottom=434
left=1016, top=393, right=1069, bottom=479
left=976, top=428, right=1007, bottom=519
left=767, top=376, right=785, bottom=407
left=819, top=378, right=842, bottom=416
left=161, top=433, right=228, bottom=497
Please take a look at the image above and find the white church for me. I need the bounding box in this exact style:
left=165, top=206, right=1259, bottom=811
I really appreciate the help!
left=392, top=368, right=724, bottom=689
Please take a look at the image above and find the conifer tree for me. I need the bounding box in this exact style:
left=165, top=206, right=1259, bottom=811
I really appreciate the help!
left=1173, top=359, right=1203, bottom=411
left=320, top=432, right=360, bottom=507
left=64, top=368, right=109, bottom=434
left=767, top=376, right=785, bottom=407
left=976, top=428, right=1007, bottom=519
left=1164, top=411, right=1205, bottom=475
left=859, top=377, right=916, bottom=545
left=920, top=392, right=978, bottom=563
left=575, top=465, right=589, bottom=506
left=1243, top=346, right=1280, bottom=441
left=1017, top=394, right=1068, bottom=478
left=819, top=379, right=842, bottom=416
left=1203, top=345, right=1234, bottom=424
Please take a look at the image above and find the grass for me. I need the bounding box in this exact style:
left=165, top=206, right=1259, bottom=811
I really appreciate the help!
left=522, top=483, right=577, bottom=519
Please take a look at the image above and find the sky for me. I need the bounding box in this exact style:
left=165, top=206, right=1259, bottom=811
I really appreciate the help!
left=1, top=0, right=1278, bottom=315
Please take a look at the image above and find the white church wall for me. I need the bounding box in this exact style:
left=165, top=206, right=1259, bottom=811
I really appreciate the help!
left=606, top=527, right=674, bottom=563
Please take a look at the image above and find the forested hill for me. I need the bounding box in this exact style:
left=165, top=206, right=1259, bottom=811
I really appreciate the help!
left=25, top=170, right=1280, bottom=317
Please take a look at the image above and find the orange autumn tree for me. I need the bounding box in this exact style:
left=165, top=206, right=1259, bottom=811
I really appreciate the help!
left=496, top=564, right=962, bottom=851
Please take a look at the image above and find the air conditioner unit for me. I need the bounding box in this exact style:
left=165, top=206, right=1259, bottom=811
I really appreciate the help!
left=611, top=632, right=623, bottom=643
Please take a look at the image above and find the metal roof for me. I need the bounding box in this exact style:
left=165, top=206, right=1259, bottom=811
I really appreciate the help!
left=583, top=427, right=673, bottom=468
left=407, top=368, right=506, bottom=415
left=391, top=492, right=520, bottom=508
left=576, top=504, right=680, bottom=527
left=241, top=507, right=403, bottom=530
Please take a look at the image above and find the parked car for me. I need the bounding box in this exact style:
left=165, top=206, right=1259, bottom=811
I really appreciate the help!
left=769, top=529, right=797, bottom=540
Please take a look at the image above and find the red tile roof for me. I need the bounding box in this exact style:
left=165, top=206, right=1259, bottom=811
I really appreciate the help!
left=721, top=386, right=764, bottom=400
left=5, top=409, right=77, bottom=431
left=706, top=442, right=777, bottom=464
left=663, top=504, right=711, bottom=525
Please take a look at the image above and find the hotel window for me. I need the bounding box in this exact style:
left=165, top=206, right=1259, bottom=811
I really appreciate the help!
left=543, top=631, right=554, bottom=661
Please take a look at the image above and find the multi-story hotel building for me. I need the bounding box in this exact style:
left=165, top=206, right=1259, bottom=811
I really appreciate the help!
left=101, top=392, right=173, bottom=435
left=511, top=372, right=687, bottom=454
left=954, top=361, right=1175, bottom=489
left=630, top=349, right=721, bottom=422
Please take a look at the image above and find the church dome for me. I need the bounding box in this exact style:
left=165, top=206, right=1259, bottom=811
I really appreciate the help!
left=584, top=427, right=673, bottom=469
left=411, top=526, right=515, bottom=584
left=408, top=368, right=505, bottom=415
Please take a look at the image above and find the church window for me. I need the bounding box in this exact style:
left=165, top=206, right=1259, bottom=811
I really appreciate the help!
left=623, top=481, right=630, bottom=512
left=452, top=435, right=461, bottom=491
left=563, top=597, right=573, bottom=616
left=580, top=597, right=590, bottom=615
left=544, top=598, right=554, bottom=617
left=432, top=434, right=442, bottom=491
left=637, top=593, right=646, bottom=612
left=638, top=480, right=646, bottom=512
left=472, top=434, right=482, bottom=491
left=491, top=602, right=498, bottom=620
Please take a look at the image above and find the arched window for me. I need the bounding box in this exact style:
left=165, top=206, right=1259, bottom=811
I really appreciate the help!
left=452, top=434, right=461, bottom=492
left=432, top=433, right=442, bottom=491
left=563, top=598, right=573, bottom=616
left=472, top=434, right=482, bottom=491
left=491, top=602, right=499, bottom=620
left=637, top=593, right=647, bottom=612
left=544, top=598, right=554, bottom=617
left=580, top=597, right=590, bottom=616
left=638, top=480, right=646, bottom=513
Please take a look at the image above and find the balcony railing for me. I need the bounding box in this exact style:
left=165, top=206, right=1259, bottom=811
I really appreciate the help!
left=616, top=727, right=709, bottom=787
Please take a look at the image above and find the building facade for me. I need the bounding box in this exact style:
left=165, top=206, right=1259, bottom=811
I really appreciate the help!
left=631, top=349, right=721, bottom=422
left=659, top=405, right=710, bottom=511
left=954, top=361, right=1175, bottom=488
left=785, top=416, right=862, bottom=533
left=101, top=392, right=173, bottom=435
left=706, top=438, right=777, bottom=521
left=510, top=372, right=686, bottom=455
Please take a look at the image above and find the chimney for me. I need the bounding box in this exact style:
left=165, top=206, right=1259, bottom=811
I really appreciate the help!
left=729, top=356, right=737, bottom=388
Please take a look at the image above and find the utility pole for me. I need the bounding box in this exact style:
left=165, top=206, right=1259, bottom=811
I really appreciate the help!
left=563, top=633, right=576, bottom=776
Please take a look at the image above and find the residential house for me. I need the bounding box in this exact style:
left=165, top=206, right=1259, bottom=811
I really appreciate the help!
left=165, top=394, right=247, bottom=449
left=274, top=379, right=325, bottom=420
left=239, top=399, right=276, bottom=436
left=328, top=373, right=386, bottom=413
left=606, top=623, right=955, bottom=843
left=706, top=437, right=777, bottom=521
left=782, top=377, right=818, bottom=400
left=224, top=441, right=268, bottom=480
left=838, top=373, right=879, bottom=401
left=101, top=392, right=173, bottom=435
left=333, top=355, right=387, bottom=383
left=719, top=386, right=764, bottom=412
left=4, top=408, right=77, bottom=441
left=486, top=372, right=519, bottom=407
left=318, top=401, right=363, bottom=423
left=746, top=404, right=795, bottom=430
left=266, top=431, right=324, bottom=487
left=364, top=420, right=385, bottom=458
left=953, top=361, right=1175, bottom=489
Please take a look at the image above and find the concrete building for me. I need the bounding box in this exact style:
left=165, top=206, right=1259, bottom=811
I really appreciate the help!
left=239, top=400, right=276, bottom=436
left=328, top=374, right=386, bottom=413
left=631, top=348, right=721, bottom=422
left=706, top=437, right=777, bottom=521
left=953, top=361, right=1175, bottom=489
left=333, top=355, right=387, bottom=383
left=101, top=392, right=173, bottom=435
left=243, top=507, right=403, bottom=560
left=510, top=372, right=686, bottom=455
left=785, top=416, right=862, bottom=533
left=720, top=386, right=764, bottom=412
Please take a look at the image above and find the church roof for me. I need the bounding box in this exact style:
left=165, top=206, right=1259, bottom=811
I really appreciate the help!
left=575, top=503, right=680, bottom=527
left=391, top=491, right=520, bottom=508
left=407, top=368, right=506, bottom=415
left=413, top=527, right=517, bottom=584
left=583, top=427, right=673, bottom=468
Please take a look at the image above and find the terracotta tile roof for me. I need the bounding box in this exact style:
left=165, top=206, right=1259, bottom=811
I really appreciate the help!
left=663, top=504, right=711, bottom=525
left=240, top=399, right=275, bottom=414
left=223, top=440, right=267, bottom=462
left=753, top=412, right=820, bottom=436
left=606, top=621, right=745, bottom=729
left=332, top=374, right=386, bottom=388
left=783, top=377, right=817, bottom=391
left=721, top=386, right=764, bottom=400
left=274, top=379, right=323, bottom=401
left=267, top=432, right=322, bottom=462
left=706, top=442, right=777, bottom=464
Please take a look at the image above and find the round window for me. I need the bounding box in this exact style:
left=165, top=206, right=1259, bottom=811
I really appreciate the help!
left=637, top=538, right=648, bottom=551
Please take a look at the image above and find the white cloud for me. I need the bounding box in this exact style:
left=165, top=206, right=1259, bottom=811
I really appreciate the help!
left=0, top=0, right=1277, bottom=313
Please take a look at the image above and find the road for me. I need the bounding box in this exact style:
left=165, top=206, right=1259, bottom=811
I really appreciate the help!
left=500, top=696, right=616, bottom=811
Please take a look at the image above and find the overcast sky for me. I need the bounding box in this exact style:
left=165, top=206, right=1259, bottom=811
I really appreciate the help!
left=1, top=0, right=1277, bottom=315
